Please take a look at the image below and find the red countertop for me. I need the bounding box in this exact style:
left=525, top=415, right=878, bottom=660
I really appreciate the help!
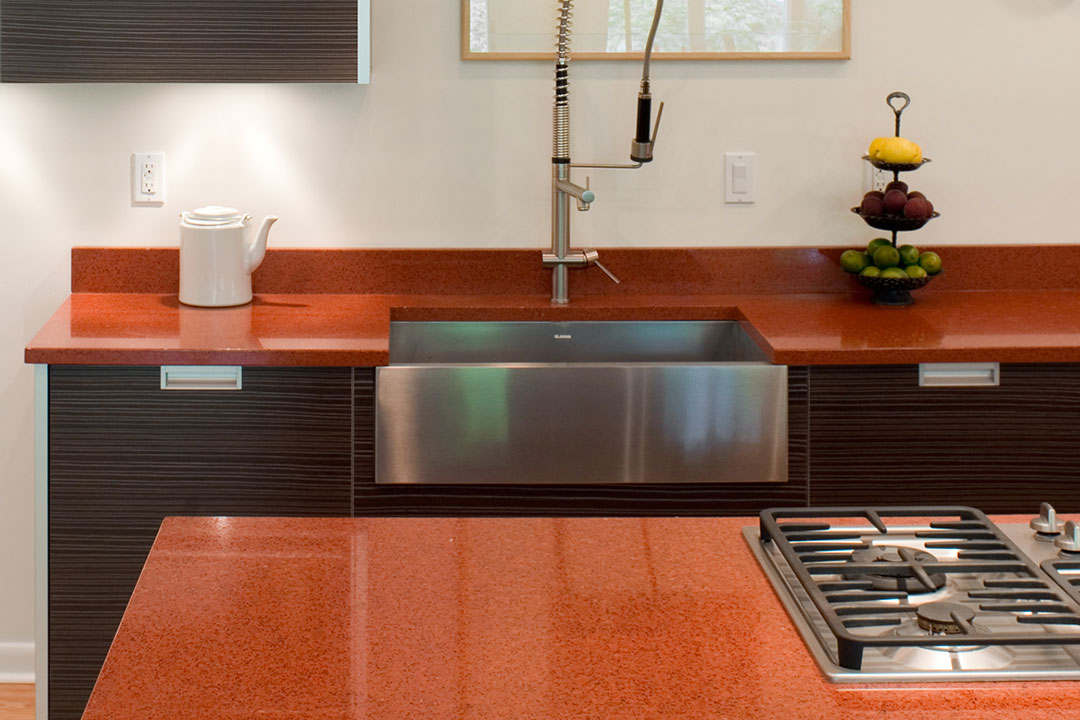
left=26, top=289, right=1080, bottom=366
left=24, top=247, right=1080, bottom=366
left=82, top=515, right=1080, bottom=720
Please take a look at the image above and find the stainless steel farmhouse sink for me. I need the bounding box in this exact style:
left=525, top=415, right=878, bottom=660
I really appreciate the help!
left=375, top=321, right=787, bottom=484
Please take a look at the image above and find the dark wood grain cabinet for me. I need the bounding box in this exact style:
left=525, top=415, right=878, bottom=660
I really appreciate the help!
left=805, top=364, right=1080, bottom=512
left=1, top=0, right=369, bottom=83
left=47, top=365, right=354, bottom=720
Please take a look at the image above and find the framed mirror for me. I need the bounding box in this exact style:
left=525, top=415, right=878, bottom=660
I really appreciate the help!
left=463, top=0, right=849, bottom=60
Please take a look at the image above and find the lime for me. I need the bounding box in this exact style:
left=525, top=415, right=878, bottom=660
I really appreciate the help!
left=840, top=249, right=870, bottom=274
left=859, top=265, right=881, bottom=277
left=880, top=267, right=908, bottom=279
left=898, top=244, right=920, bottom=266
left=918, top=251, right=943, bottom=275
left=905, top=265, right=928, bottom=279
left=872, top=245, right=901, bottom=268
left=867, top=237, right=892, bottom=255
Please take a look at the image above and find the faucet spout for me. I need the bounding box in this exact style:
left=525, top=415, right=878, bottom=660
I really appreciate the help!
left=555, top=177, right=594, bottom=210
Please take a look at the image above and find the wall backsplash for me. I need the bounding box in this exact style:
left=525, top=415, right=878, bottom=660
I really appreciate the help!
left=2, top=0, right=1080, bottom=676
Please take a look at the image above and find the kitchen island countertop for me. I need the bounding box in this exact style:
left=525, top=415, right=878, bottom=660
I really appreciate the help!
left=81, top=515, right=1080, bottom=720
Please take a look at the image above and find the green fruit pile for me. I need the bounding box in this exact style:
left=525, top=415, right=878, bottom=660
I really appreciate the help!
left=840, top=239, right=942, bottom=279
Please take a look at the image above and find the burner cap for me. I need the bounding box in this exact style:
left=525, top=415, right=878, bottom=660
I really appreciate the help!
left=850, top=545, right=947, bottom=593
left=916, top=602, right=975, bottom=635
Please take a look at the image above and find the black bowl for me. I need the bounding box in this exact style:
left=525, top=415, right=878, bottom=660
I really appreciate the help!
left=856, top=271, right=937, bottom=306
left=862, top=155, right=932, bottom=173
left=851, top=207, right=940, bottom=232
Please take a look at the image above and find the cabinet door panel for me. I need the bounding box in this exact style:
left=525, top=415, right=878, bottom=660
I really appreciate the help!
left=48, top=365, right=353, bottom=720
left=807, top=364, right=1080, bottom=511
left=1, top=1, right=361, bottom=82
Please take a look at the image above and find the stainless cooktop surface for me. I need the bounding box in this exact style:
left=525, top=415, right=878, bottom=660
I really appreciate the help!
left=744, top=504, right=1080, bottom=682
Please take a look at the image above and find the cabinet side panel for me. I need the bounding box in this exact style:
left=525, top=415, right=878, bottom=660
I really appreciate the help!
left=35, top=365, right=48, bottom=720
left=1, top=1, right=359, bottom=82
left=807, top=364, right=1080, bottom=511
left=48, top=366, right=352, bottom=720
left=354, top=366, right=808, bottom=516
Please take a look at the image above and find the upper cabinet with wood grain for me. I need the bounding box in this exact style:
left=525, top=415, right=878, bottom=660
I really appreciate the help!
left=0, top=0, right=370, bottom=83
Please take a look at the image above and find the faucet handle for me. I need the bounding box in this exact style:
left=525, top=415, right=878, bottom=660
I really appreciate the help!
left=577, top=250, right=620, bottom=283
left=593, top=259, right=620, bottom=285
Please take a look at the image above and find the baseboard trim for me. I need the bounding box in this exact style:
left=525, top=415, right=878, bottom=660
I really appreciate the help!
left=0, top=642, right=34, bottom=683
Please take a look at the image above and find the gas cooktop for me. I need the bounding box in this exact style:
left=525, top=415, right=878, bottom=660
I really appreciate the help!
left=744, top=504, right=1080, bottom=682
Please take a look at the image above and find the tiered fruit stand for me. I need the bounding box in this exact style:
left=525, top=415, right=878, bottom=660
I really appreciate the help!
left=851, top=92, right=941, bottom=305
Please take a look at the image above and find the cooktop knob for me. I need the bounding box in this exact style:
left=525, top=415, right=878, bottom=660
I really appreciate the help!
left=1031, top=502, right=1065, bottom=540
left=1055, top=520, right=1080, bottom=554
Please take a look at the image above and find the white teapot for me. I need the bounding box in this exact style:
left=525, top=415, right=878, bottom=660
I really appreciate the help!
left=178, top=206, right=278, bottom=307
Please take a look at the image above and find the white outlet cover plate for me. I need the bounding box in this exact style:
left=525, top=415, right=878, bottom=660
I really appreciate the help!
left=131, top=152, right=165, bottom=206
left=862, top=162, right=891, bottom=194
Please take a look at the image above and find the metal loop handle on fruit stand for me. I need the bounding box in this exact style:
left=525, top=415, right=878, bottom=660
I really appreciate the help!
left=887, top=91, right=911, bottom=137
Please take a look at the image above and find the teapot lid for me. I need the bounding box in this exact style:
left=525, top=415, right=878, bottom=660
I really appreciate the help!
left=185, top=206, right=245, bottom=226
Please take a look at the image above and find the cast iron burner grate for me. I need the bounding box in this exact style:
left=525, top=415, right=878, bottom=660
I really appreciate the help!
left=759, top=506, right=1080, bottom=670
left=849, top=545, right=946, bottom=593
left=1042, top=557, right=1080, bottom=606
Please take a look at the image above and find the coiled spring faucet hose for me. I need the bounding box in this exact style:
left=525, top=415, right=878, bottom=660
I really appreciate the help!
left=552, top=0, right=665, bottom=163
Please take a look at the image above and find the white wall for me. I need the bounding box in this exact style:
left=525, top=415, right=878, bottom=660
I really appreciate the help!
left=1, top=0, right=1079, bottom=677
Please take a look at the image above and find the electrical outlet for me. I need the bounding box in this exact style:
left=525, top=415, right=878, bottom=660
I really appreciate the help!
left=862, top=162, right=890, bottom=194
left=132, top=152, right=165, bottom=205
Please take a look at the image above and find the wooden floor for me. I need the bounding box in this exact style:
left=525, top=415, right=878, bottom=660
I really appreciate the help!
left=0, top=684, right=34, bottom=720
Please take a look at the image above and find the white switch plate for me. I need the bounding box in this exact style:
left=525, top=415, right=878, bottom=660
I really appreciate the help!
left=724, top=152, right=755, bottom=204
left=131, top=152, right=165, bottom=206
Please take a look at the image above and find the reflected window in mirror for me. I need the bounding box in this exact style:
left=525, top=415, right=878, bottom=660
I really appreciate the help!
left=465, top=0, right=849, bottom=59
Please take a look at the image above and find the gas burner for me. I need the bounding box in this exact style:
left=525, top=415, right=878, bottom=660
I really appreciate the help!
left=850, top=545, right=946, bottom=593
left=886, top=607, right=1013, bottom=671
left=915, top=602, right=975, bottom=635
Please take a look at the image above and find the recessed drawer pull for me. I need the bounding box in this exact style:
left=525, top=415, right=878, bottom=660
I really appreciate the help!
left=160, top=366, right=243, bottom=391
left=918, top=363, right=1000, bottom=387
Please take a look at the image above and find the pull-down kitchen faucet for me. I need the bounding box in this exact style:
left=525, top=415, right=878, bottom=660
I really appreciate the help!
left=542, top=0, right=665, bottom=304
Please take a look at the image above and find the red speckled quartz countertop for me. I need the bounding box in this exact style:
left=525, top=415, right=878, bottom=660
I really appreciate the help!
left=27, top=290, right=1080, bottom=366
left=25, top=247, right=1080, bottom=366
left=82, top=515, right=1080, bottom=720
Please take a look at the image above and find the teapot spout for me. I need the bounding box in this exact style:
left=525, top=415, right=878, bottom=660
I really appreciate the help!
left=246, top=216, right=278, bottom=273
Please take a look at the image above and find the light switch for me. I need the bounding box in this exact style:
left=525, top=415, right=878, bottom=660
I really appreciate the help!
left=732, top=163, right=749, bottom=193
left=724, top=152, right=755, bottom=204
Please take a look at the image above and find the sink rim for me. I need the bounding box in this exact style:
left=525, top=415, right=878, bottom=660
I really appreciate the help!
left=388, top=319, right=773, bottom=365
